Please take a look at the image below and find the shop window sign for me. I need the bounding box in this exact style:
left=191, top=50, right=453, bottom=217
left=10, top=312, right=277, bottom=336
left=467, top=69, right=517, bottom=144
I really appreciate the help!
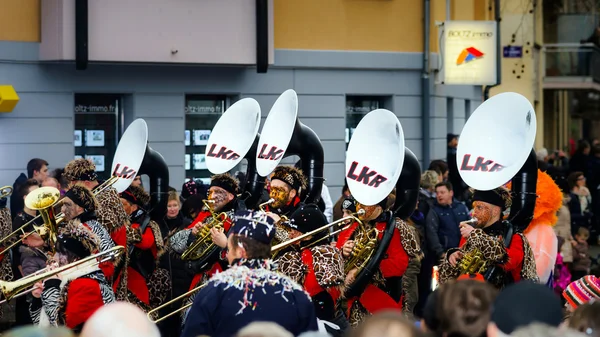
left=346, top=96, right=384, bottom=144
left=185, top=95, right=229, bottom=184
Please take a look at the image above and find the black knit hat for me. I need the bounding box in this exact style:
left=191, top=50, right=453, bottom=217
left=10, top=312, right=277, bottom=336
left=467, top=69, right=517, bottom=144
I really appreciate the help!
left=64, top=185, right=97, bottom=213
left=472, top=187, right=512, bottom=211
left=341, top=196, right=356, bottom=213
left=289, top=204, right=328, bottom=235
left=491, top=281, right=563, bottom=334
left=229, top=210, right=276, bottom=245
left=271, top=166, right=307, bottom=192
left=210, top=174, right=239, bottom=195
left=119, top=185, right=150, bottom=208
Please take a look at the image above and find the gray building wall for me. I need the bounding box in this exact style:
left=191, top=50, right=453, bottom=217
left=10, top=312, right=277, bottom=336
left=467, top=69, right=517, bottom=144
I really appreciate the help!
left=0, top=41, right=482, bottom=198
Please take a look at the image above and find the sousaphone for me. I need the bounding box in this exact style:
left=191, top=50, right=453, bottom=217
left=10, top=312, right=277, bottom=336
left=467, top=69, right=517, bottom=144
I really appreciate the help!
left=343, top=109, right=406, bottom=298
left=205, top=98, right=263, bottom=208
left=457, top=92, right=538, bottom=231
left=110, top=119, right=149, bottom=193
left=255, top=89, right=324, bottom=204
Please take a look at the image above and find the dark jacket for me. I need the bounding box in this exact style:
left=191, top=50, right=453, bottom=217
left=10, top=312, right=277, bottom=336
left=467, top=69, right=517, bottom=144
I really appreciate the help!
left=568, top=192, right=591, bottom=232
left=425, top=200, right=470, bottom=258
left=181, top=259, right=318, bottom=337
left=10, top=173, right=27, bottom=220
left=19, top=246, right=47, bottom=276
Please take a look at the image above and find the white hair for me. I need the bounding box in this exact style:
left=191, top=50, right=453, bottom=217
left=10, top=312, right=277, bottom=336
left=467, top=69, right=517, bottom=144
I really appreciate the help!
left=511, top=323, right=587, bottom=337
left=80, top=302, right=160, bottom=337
left=236, top=322, right=293, bottom=337
left=536, top=148, right=549, bottom=161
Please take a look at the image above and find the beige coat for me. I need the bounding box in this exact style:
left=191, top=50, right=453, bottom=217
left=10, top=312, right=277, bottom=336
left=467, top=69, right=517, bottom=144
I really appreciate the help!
left=554, top=197, right=573, bottom=263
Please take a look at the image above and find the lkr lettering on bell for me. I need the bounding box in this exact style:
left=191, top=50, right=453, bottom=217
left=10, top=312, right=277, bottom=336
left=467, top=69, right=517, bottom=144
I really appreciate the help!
left=460, top=154, right=504, bottom=172
left=257, top=144, right=284, bottom=161
left=346, top=161, right=388, bottom=187
left=112, top=164, right=137, bottom=179
left=206, top=144, right=240, bottom=160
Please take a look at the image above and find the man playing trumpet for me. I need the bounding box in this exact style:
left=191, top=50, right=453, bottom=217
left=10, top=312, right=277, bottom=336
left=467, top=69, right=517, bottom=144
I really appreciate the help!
left=438, top=187, right=538, bottom=289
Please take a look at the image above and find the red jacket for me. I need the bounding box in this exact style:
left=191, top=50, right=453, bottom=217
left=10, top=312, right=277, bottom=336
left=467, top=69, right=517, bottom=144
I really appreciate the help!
left=337, top=220, right=410, bottom=314
left=64, top=278, right=108, bottom=329
left=126, top=222, right=158, bottom=305
left=458, top=233, right=525, bottom=282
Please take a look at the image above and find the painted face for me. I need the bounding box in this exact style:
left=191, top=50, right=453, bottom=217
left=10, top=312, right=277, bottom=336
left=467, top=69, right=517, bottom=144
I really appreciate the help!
left=60, top=197, right=84, bottom=221
left=269, top=180, right=292, bottom=209
left=356, top=203, right=379, bottom=222
left=208, top=186, right=230, bottom=212
left=471, top=201, right=496, bottom=227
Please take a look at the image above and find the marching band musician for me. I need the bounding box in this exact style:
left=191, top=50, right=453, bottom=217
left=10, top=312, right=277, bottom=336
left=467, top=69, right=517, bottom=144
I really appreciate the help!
left=336, top=194, right=422, bottom=325
left=59, top=185, right=115, bottom=281
left=181, top=210, right=318, bottom=337
left=29, top=222, right=116, bottom=332
left=438, top=187, right=539, bottom=289
left=264, top=166, right=307, bottom=245
left=0, top=191, right=13, bottom=321
left=119, top=185, right=165, bottom=308
left=169, top=174, right=241, bottom=311
left=275, top=204, right=348, bottom=336
left=63, top=158, right=139, bottom=301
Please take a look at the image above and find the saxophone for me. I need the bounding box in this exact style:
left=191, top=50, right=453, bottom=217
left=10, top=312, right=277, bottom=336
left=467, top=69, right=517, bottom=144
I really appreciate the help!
left=180, top=199, right=228, bottom=261
left=344, top=226, right=379, bottom=275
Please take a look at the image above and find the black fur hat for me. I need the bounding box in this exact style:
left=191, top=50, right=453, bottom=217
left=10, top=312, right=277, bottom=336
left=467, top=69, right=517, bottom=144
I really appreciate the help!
left=210, top=173, right=239, bottom=195
left=271, top=165, right=307, bottom=192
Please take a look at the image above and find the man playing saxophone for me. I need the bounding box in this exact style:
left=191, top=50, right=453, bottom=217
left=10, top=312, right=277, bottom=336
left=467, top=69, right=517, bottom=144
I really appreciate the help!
left=336, top=193, right=422, bottom=326
left=438, top=187, right=538, bottom=289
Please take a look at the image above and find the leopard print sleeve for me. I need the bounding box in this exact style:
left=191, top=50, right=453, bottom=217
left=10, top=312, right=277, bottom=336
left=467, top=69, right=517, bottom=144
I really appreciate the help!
left=149, top=220, right=165, bottom=259
left=467, top=229, right=507, bottom=262
left=169, top=229, right=192, bottom=254
left=401, top=255, right=421, bottom=318
left=396, top=219, right=423, bottom=260
left=311, top=245, right=344, bottom=288
left=0, top=208, right=11, bottom=238
left=96, top=187, right=130, bottom=233
left=41, top=279, right=61, bottom=326
left=275, top=251, right=307, bottom=285
left=519, top=233, right=540, bottom=282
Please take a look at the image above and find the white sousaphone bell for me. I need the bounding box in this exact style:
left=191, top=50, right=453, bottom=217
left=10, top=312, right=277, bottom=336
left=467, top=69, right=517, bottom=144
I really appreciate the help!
left=457, top=92, right=537, bottom=191
left=204, top=98, right=262, bottom=174
left=110, top=118, right=149, bottom=193
left=345, top=109, right=405, bottom=206
left=256, top=89, right=325, bottom=204
left=457, top=92, right=538, bottom=230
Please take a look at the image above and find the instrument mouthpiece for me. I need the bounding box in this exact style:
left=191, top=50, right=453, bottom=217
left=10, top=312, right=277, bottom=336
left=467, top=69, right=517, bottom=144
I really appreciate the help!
left=357, top=209, right=366, bottom=216
left=206, top=200, right=216, bottom=203
left=465, top=218, right=478, bottom=225
left=267, top=198, right=275, bottom=204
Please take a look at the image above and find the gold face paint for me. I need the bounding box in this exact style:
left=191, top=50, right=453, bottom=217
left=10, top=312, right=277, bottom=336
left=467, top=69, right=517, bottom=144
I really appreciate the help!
left=270, top=186, right=290, bottom=209
left=356, top=203, right=377, bottom=221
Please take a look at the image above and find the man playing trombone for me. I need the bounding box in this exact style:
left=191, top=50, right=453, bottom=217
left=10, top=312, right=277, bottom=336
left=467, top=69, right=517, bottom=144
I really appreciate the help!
left=29, top=222, right=116, bottom=332
left=63, top=158, right=139, bottom=301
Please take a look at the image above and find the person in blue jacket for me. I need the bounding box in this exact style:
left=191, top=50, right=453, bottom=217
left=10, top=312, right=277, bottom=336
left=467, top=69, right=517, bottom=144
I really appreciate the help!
left=181, top=210, right=319, bottom=337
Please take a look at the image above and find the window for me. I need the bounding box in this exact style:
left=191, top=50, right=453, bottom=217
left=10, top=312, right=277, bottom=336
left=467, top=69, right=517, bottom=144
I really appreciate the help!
left=185, top=95, right=230, bottom=183
left=74, top=94, right=123, bottom=181
left=345, top=96, right=387, bottom=145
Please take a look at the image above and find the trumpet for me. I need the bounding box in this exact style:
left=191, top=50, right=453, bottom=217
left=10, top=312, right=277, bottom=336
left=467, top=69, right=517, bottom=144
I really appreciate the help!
left=0, top=245, right=124, bottom=302
left=180, top=199, right=228, bottom=261
left=0, top=186, right=12, bottom=198
left=147, top=283, right=207, bottom=323
left=0, top=187, right=63, bottom=256
left=271, top=209, right=365, bottom=253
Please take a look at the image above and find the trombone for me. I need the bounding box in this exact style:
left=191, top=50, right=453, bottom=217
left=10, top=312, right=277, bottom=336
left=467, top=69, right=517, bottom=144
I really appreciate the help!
left=0, top=187, right=62, bottom=256
left=0, top=245, right=125, bottom=302
left=0, top=266, right=50, bottom=305
left=0, top=175, right=121, bottom=256
left=147, top=283, right=207, bottom=323
left=271, top=209, right=365, bottom=253
left=0, top=186, right=12, bottom=198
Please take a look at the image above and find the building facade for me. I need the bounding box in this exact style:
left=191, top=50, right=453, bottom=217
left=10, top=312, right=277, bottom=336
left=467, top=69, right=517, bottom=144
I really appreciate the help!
left=0, top=0, right=486, bottom=197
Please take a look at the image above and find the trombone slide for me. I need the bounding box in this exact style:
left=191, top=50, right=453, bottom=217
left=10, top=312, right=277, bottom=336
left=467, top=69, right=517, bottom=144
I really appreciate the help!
left=147, top=283, right=207, bottom=323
